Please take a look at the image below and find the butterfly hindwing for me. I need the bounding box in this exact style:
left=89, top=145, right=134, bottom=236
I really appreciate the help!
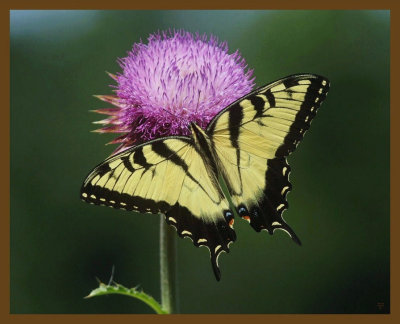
left=166, top=203, right=236, bottom=280
left=208, top=74, right=329, bottom=240
left=81, top=136, right=236, bottom=280
left=236, top=157, right=300, bottom=244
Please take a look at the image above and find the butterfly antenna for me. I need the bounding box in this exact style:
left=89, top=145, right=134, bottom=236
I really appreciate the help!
left=195, top=90, right=201, bottom=114
left=160, top=107, right=178, bottom=118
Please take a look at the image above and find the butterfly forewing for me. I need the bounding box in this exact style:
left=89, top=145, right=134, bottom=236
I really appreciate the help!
left=208, top=74, right=329, bottom=240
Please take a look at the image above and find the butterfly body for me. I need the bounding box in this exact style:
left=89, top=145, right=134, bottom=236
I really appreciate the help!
left=189, top=122, right=224, bottom=198
left=81, top=74, right=330, bottom=280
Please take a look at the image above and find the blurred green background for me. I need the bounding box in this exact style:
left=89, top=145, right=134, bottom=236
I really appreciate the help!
left=10, top=10, right=390, bottom=314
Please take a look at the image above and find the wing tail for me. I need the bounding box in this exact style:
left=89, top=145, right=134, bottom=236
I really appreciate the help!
left=165, top=204, right=236, bottom=281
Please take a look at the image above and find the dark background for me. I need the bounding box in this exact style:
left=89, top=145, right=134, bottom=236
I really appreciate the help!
left=10, top=10, right=390, bottom=313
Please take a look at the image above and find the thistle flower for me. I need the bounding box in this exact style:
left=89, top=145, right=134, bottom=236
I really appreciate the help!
left=93, top=30, right=255, bottom=154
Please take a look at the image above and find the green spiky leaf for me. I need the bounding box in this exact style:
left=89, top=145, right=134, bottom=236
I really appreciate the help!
left=85, top=281, right=168, bottom=314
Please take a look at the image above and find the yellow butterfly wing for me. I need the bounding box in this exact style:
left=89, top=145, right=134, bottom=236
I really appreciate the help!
left=207, top=74, right=330, bottom=241
left=80, top=137, right=235, bottom=280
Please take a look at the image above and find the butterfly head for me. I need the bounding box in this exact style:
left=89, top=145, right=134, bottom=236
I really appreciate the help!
left=189, top=122, right=214, bottom=155
left=189, top=121, right=200, bottom=131
left=189, top=122, right=206, bottom=140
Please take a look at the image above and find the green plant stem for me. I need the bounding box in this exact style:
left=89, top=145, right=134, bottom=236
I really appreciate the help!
left=159, top=215, right=178, bottom=314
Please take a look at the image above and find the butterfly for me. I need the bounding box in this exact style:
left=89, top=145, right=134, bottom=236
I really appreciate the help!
left=81, top=74, right=330, bottom=281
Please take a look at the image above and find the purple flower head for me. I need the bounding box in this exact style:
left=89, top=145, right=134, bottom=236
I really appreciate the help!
left=93, top=30, right=255, bottom=154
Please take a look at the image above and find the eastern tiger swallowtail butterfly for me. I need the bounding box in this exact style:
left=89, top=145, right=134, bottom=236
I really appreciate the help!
left=81, top=74, right=330, bottom=281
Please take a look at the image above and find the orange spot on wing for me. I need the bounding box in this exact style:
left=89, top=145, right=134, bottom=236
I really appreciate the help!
left=243, top=216, right=251, bottom=223
left=229, top=219, right=234, bottom=228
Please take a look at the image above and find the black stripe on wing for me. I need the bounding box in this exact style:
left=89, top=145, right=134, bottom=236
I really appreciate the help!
left=271, top=77, right=330, bottom=157
left=236, top=158, right=301, bottom=245
left=132, top=146, right=153, bottom=170
left=81, top=184, right=171, bottom=214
